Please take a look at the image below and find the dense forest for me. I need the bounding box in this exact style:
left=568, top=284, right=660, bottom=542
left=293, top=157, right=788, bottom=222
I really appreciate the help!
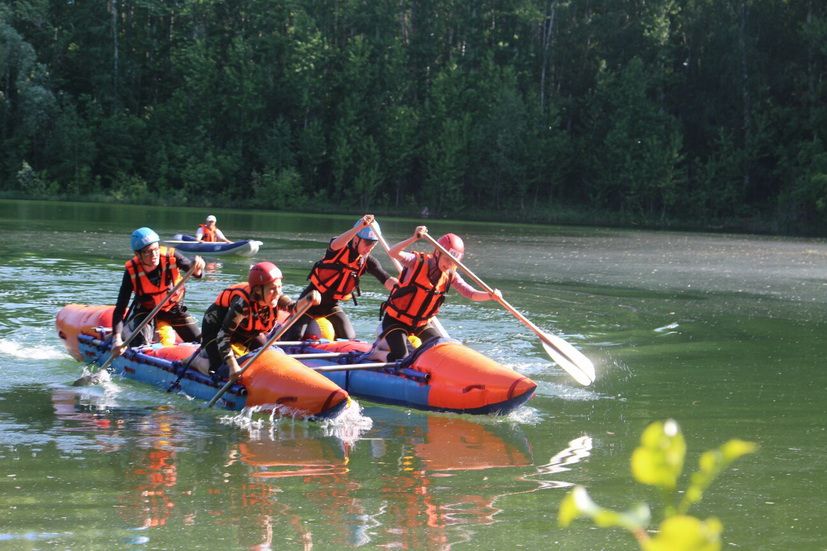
left=1, top=1, right=826, bottom=233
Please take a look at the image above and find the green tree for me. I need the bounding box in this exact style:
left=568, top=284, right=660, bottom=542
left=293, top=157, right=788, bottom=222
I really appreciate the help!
left=584, top=57, right=683, bottom=221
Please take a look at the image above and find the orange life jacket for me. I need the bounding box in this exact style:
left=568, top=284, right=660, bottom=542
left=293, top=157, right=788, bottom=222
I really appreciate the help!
left=198, top=224, right=216, bottom=242
left=383, top=252, right=451, bottom=328
left=308, top=242, right=367, bottom=301
left=125, top=247, right=183, bottom=311
left=214, top=283, right=276, bottom=333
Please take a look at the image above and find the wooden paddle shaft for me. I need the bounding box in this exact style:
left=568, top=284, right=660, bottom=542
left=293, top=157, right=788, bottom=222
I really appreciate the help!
left=371, top=222, right=404, bottom=273
left=422, top=231, right=595, bottom=385
left=422, top=231, right=537, bottom=326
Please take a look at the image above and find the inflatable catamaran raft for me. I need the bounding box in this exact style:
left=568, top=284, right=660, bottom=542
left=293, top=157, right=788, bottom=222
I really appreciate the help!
left=56, top=304, right=537, bottom=416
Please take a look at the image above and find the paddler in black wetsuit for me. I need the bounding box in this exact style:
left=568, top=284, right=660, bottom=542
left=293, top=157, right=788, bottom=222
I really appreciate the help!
left=111, top=227, right=205, bottom=357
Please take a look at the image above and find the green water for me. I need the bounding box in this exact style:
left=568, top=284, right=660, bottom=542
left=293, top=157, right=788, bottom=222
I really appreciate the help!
left=1, top=199, right=825, bottom=550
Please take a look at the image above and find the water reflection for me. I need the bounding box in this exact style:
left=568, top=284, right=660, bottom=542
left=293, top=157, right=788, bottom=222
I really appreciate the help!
left=196, top=408, right=548, bottom=549
left=118, top=445, right=178, bottom=528
left=202, top=261, right=224, bottom=276
left=527, top=434, right=593, bottom=490
left=308, top=409, right=537, bottom=549
left=49, top=386, right=130, bottom=453
left=15, top=385, right=593, bottom=549
left=233, top=432, right=349, bottom=479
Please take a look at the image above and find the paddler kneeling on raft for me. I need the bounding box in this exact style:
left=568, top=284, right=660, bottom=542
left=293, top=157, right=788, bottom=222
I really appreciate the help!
left=283, top=214, right=399, bottom=341
left=373, top=226, right=501, bottom=362
left=111, top=227, right=205, bottom=357
left=191, top=262, right=294, bottom=380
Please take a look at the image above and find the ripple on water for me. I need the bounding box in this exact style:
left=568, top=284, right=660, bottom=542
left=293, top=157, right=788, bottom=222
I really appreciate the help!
left=0, top=532, right=73, bottom=543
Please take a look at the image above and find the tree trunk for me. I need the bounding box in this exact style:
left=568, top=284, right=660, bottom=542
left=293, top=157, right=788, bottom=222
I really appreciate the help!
left=739, top=1, right=751, bottom=192
left=110, top=0, right=119, bottom=106
left=539, top=0, right=556, bottom=114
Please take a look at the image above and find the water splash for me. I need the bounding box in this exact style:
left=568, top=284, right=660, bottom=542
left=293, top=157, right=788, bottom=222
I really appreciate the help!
left=533, top=380, right=599, bottom=401
left=503, top=405, right=544, bottom=425
left=218, top=404, right=308, bottom=434
left=71, top=365, right=121, bottom=394
left=217, top=400, right=373, bottom=448
left=319, top=400, right=373, bottom=447
left=0, top=338, right=68, bottom=360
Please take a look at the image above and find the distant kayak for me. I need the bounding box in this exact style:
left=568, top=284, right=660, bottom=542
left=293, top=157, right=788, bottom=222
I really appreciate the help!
left=164, top=234, right=262, bottom=257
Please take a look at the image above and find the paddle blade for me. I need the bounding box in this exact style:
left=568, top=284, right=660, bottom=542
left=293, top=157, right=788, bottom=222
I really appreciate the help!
left=539, top=332, right=595, bottom=386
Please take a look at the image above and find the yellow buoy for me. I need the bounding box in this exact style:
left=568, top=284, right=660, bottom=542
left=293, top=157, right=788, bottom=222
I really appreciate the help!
left=155, top=321, right=176, bottom=346
left=315, top=316, right=335, bottom=341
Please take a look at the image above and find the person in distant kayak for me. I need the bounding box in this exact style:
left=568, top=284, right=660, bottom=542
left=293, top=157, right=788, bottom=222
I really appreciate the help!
left=195, top=214, right=232, bottom=243
left=192, top=262, right=294, bottom=379
left=111, top=227, right=205, bottom=356
left=376, top=226, right=501, bottom=361
left=284, top=214, right=399, bottom=341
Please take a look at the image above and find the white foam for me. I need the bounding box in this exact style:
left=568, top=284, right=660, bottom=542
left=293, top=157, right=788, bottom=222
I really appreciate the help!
left=0, top=338, right=68, bottom=360
left=218, top=399, right=374, bottom=448
left=320, top=400, right=374, bottom=447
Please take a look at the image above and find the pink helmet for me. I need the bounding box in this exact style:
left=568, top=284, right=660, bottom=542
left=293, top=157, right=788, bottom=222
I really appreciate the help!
left=248, top=262, right=283, bottom=287
left=436, top=233, right=464, bottom=260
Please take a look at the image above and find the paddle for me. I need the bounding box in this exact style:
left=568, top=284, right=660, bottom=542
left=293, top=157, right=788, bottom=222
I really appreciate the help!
left=371, top=223, right=450, bottom=339
left=91, top=263, right=199, bottom=376
left=206, top=290, right=321, bottom=408
left=422, top=232, right=596, bottom=386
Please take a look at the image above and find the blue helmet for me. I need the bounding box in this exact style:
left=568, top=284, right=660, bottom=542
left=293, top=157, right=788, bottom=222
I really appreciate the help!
left=353, top=219, right=380, bottom=241
left=130, top=227, right=160, bottom=251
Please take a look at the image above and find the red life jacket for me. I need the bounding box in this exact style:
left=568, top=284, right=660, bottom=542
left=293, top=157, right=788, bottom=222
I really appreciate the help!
left=308, top=242, right=367, bottom=301
left=383, top=252, right=451, bottom=328
left=199, top=224, right=217, bottom=242
left=214, top=283, right=276, bottom=333
left=125, top=246, right=183, bottom=311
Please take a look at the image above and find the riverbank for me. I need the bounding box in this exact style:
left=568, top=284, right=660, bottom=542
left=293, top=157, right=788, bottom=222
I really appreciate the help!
left=0, top=191, right=799, bottom=237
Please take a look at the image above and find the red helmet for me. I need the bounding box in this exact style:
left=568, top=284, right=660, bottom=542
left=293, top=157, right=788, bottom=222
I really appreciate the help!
left=248, top=262, right=283, bottom=287
left=436, top=233, right=464, bottom=260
